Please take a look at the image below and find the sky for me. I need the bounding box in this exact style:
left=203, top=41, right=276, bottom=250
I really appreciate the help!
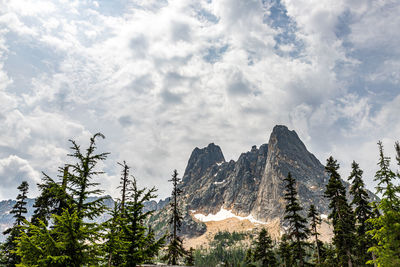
left=0, top=0, right=399, bottom=200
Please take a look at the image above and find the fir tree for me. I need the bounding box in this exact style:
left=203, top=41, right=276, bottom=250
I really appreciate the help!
left=120, top=177, right=165, bottom=266
left=367, top=142, right=400, bottom=266
left=31, top=166, right=71, bottom=226
left=1, top=181, right=29, bottom=266
left=16, top=133, right=108, bottom=266
left=347, top=161, right=373, bottom=265
left=253, top=228, right=276, bottom=267
left=374, top=141, right=397, bottom=206
left=117, top=161, right=130, bottom=214
left=103, top=201, right=124, bottom=267
left=185, top=247, right=195, bottom=266
left=278, top=234, right=292, bottom=267
left=324, top=156, right=355, bottom=267
left=308, top=204, right=322, bottom=266
left=67, top=133, right=109, bottom=221
left=283, top=172, right=309, bottom=267
left=165, top=169, right=186, bottom=265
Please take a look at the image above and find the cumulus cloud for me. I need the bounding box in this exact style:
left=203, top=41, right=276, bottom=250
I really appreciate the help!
left=0, top=155, right=40, bottom=199
left=0, top=0, right=398, bottom=199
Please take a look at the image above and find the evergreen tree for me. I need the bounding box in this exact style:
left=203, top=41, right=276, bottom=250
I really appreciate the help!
left=253, top=228, right=276, bottom=267
left=324, top=156, right=355, bottom=267
left=367, top=142, right=400, bottom=266
left=120, top=177, right=165, bottom=266
left=16, top=133, right=108, bottom=266
left=347, top=161, right=373, bottom=265
left=308, top=204, right=322, bottom=266
left=185, top=247, right=195, bottom=266
left=117, top=161, right=130, bottom=214
left=165, top=169, right=186, bottom=265
left=1, top=181, right=29, bottom=266
left=283, top=172, right=309, bottom=267
left=278, top=234, right=292, bottom=267
left=374, top=141, right=397, bottom=206
left=103, top=201, right=124, bottom=267
left=31, top=166, right=71, bottom=226
left=102, top=161, right=131, bottom=267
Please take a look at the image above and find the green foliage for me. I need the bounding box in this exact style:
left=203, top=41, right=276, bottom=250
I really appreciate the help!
left=185, top=247, right=195, bottom=266
left=283, top=172, right=309, bottom=267
left=1, top=181, right=29, bottom=266
left=367, top=142, right=400, bottom=267
left=120, top=177, right=165, bottom=266
left=213, top=230, right=247, bottom=246
left=31, top=166, right=72, bottom=226
left=164, top=169, right=186, bottom=265
left=15, top=133, right=108, bottom=266
left=347, top=161, right=373, bottom=265
left=308, top=205, right=322, bottom=266
left=102, top=201, right=125, bottom=266
left=324, top=156, right=355, bottom=267
left=253, top=228, right=276, bottom=267
left=278, top=234, right=292, bottom=267
left=193, top=231, right=249, bottom=267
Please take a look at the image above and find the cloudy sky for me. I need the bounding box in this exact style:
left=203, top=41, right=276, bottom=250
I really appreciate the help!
left=0, top=0, right=399, bottom=200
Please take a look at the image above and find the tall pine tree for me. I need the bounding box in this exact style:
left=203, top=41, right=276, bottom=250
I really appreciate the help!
left=308, top=204, right=322, bottom=266
left=278, top=234, right=292, bottom=267
left=120, top=177, right=165, bottom=266
left=16, top=133, right=108, bottom=266
left=283, top=172, right=309, bottom=267
left=367, top=142, right=400, bottom=266
left=253, top=228, right=276, bottom=267
left=165, top=169, right=186, bottom=265
left=31, top=166, right=71, bottom=226
left=347, top=161, right=373, bottom=265
left=324, top=156, right=355, bottom=267
left=1, top=181, right=29, bottom=266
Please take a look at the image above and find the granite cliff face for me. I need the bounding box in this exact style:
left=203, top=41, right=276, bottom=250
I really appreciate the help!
left=181, top=125, right=330, bottom=223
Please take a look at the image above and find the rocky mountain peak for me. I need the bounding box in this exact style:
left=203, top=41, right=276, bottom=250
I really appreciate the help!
left=182, top=143, right=225, bottom=183
left=267, top=125, right=325, bottom=185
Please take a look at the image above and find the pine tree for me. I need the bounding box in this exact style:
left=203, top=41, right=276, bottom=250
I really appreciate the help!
left=1, top=181, right=29, bottom=266
left=347, top=161, right=373, bottom=265
left=118, top=161, right=130, bottom=214
left=103, top=161, right=131, bottom=267
left=367, top=142, right=400, bottom=266
left=278, top=234, right=292, bottom=267
left=103, top=201, right=125, bottom=267
left=16, top=133, right=109, bottom=266
left=120, top=177, right=165, bottom=266
left=308, top=204, right=322, bottom=266
left=374, top=141, right=397, bottom=206
left=165, top=169, right=186, bottom=265
left=185, top=247, right=195, bottom=266
left=31, top=166, right=71, bottom=226
left=283, top=172, right=309, bottom=267
left=324, top=156, right=355, bottom=267
left=253, top=228, right=276, bottom=267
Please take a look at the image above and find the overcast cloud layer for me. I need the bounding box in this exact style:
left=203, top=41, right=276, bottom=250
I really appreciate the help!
left=0, top=0, right=399, bottom=200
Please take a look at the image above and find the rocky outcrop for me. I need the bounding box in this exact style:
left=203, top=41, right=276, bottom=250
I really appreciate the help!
left=180, top=125, right=332, bottom=225
left=252, top=125, right=328, bottom=220
left=182, top=143, right=225, bottom=184
left=181, top=143, right=269, bottom=217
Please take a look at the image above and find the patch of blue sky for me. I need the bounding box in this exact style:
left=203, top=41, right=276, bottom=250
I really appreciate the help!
left=334, top=9, right=399, bottom=100
left=3, top=32, right=63, bottom=95
left=94, top=0, right=130, bottom=16
left=194, top=6, right=219, bottom=24
left=203, top=44, right=228, bottom=64
left=262, top=0, right=303, bottom=58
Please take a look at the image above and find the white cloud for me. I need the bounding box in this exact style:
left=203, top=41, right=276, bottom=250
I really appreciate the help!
left=0, top=155, right=40, bottom=199
left=0, top=0, right=398, bottom=200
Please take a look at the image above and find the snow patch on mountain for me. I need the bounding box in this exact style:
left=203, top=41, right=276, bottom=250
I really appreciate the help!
left=194, top=207, right=266, bottom=224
